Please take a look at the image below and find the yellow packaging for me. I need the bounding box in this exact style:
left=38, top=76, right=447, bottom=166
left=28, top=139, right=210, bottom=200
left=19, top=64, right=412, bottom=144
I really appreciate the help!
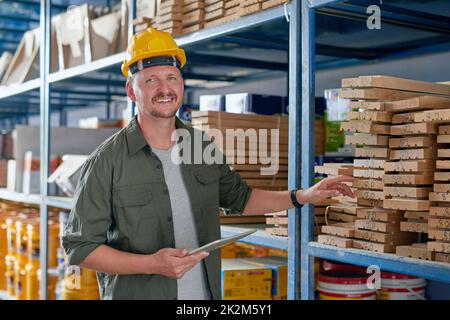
left=242, top=257, right=287, bottom=300
left=221, top=258, right=272, bottom=300
left=5, top=255, right=15, bottom=296
left=267, top=248, right=288, bottom=258
left=0, top=257, right=6, bottom=291
left=234, top=243, right=268, bottom=258
left=221, top=243, right=237, bottom=258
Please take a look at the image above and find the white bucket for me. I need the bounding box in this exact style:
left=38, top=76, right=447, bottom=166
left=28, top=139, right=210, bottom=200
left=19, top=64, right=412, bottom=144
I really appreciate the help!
left=318, top=271, right=376, bottom=300
left=377, top=272, right=427, bottom=300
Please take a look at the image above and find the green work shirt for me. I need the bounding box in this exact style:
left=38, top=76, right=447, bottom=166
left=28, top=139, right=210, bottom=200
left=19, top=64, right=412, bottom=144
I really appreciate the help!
left=62, top=115, right=253, bottom=300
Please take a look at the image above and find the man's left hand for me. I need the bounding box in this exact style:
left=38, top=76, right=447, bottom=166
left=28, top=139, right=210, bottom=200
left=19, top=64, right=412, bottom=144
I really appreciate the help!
left=296, top=175, right=354, bottom=205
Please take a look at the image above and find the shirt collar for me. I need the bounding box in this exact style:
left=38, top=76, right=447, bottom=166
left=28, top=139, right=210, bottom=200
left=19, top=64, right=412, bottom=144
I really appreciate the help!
left=125, top=115, right=191, bottom=156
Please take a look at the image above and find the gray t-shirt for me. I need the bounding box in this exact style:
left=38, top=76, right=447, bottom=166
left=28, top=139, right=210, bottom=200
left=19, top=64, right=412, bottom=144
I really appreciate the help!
left=151, top=144, right=211, bottom=300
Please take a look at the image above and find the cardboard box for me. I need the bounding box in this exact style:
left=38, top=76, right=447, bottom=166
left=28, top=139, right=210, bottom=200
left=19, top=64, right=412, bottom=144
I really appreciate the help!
left=90, top=11, right=121, bottom=61
left=1, top=28, right=40, bottom=86
left=53, top=4, right=95, bottom=69
left=47, top=155, right=89, bottom=196
left=0, top=52, right=12, bottom=81
left=199, top=95, right=225, bottom=111
left=225, top=93, right=283, bottom=115
left=243, top=257, right=287, bottom=300
left=22, top=151, right=60, bottom=195
left=221, top=258, right=272, bottom=300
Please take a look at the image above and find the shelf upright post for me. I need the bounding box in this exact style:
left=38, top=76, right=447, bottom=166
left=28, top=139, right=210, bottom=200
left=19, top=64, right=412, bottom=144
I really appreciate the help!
left=39, top=0, right=51, bottom=300
left=300, top=0, right=315, bottom=300
left=128, top=0, right=136, bottom=117
left=287, top=0, right=301, bottom=300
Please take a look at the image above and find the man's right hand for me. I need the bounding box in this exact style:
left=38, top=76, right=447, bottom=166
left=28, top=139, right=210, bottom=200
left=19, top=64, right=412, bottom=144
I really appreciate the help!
left=149, top=248, right=209, bottom=279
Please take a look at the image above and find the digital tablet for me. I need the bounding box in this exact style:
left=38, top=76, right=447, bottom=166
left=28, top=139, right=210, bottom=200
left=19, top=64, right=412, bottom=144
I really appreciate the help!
left=187, top=229, right=257, bottom=255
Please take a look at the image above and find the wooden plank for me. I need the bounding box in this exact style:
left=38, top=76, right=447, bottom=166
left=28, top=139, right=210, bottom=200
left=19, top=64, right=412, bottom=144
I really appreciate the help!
left=183, top=2, right=205, bottom=13
left=192, top=111, right=289, bottom=123
left=433, top=183, right=450, bottom=193
left=261, top=0, right=288, bottom=9
left=428, top=241, right=450, bottom=253
left=350, top=100, right=386, bottom=111
left=341, top=75, right=450, bottom=96
left=383, top=173, right=434, bottom=185
left=435, top=252, right=450, bottom=263
left=204, top=8, right=224, bottom=20
left=321, top=223, right=355, bottom=238
left=383, top=186, right=432, bottom=198
left=347, top=111, right=392, bottom=123
left=421, top=108, right=450, bottom=123
left=404, top=211, right=429, bottom=220
left=440, top=125, right=450, bottom=134
left=357, top=198, right=384, bottom=208
left=436, top=160, right=450, bottom=170
left=353, top=159, right=386, bottom=169
left=430, top=192, right=450, bottom=202
left=317, top=234, right=353, bottom=248
left=327, top=205, right=364, bottom=215
left=356, top=208, right=403, bottom=222
left=352, top=178, right=384, bottom=190
left=391, top=111, right=425, bottom=124
left=384, top=160, right=435, bottom=172
left=354, top=189, right=385, bottom=201
left=354, top=229, right=415, bottom=245
left=437, top=135, right=450, bottom=144
left=345, top=133, right=389, bottom=147
left=341, top=121, right=390, bottom=134
left=340, top=88, right=423, bottom=101
left=390, top=122, right=438, bottom=135
left=434, top=172, right=450, bottom=181
left=383, top=198, right=432, bottom=211
left=327, top=212, right=357, bottom=223
left=396, top=244, right=435, bottom=260
left=352, top=239, right=396, bottom=253
left=428, top=218, right=450, bottom=230
left=430, top=206, right=450, bottom=218
left=385, top=96, right=450, bottom=112
left=438, top=148, right=450, bottom=158
left=389, top=136, right=435, bottom=149
left=389, top=148, right=437, bottom=161
left=353, top=169, right=384, bottom=180
left=266, top=227, right=287, bottom=237
left=355, top=147, right=390, bottom=158
left=314, top=164, right=354, bottom=176
left=266, top=216, right=288, bottom=226
left=355, top=219, right=400, bottom=233
left=400, top=221, right=428, bottom=233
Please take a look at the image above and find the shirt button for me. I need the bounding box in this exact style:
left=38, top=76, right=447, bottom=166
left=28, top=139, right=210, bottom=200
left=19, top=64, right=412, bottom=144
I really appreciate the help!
left=163, top=189, right=168, bottom=194
left=167, top=216, right=172, bottom=222
left=156, top=164, right=162, bottom=169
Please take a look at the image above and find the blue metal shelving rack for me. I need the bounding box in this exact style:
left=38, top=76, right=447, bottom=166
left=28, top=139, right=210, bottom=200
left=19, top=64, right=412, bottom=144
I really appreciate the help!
left=299, top=0, right=450, bottom=300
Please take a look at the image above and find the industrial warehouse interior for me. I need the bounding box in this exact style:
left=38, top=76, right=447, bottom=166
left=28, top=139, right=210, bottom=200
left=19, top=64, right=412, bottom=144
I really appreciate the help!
left=0, top=0, right=450, bottom=304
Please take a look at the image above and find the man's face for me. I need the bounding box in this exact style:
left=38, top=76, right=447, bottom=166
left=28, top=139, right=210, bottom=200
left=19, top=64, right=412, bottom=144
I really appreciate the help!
left=127, top=65, right=184, bottom=119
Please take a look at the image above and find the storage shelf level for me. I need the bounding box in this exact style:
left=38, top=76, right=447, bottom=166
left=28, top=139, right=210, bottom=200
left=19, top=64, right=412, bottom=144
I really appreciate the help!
left=220, top=224, right=288, bottom=250
left=308, top=242, right=450, bottom=284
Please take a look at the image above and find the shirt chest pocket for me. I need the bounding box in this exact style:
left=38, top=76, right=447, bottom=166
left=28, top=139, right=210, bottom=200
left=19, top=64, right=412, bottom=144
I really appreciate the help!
left=113, top=184, right=154, bottom=238
left=193, top=167, right=220, bottom=209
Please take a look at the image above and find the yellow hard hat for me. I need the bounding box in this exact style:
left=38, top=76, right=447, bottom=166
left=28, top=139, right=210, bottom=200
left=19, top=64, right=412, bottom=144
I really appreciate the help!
left=121, top=27, right=186, bottom=77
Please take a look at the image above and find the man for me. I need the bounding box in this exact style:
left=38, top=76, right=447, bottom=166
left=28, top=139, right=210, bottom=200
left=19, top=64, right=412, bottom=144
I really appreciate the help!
left=62, top=28, right=353, bottom=300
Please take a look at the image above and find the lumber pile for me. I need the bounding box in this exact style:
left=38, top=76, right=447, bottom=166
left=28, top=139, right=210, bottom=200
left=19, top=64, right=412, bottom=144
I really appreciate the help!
left=204, top=0, right=240, bottom=28
left=427, top=123, right=450, bottom=264
left=191, top=111, right=288, bottom=190
left=338, top=75, right=450, bottom=254
left=153, top=0, right=184, bottom=36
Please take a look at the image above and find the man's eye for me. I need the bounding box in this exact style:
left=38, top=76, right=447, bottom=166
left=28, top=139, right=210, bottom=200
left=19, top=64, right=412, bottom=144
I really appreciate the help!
left=168, top=76, right=177, bottom=80
left=146, top=78, right=156, bottom=83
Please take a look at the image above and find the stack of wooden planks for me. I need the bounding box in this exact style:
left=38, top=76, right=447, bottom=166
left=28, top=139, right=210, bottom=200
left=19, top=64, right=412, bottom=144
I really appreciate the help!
left=428, top=123, right=450, bottom=264
left=153, top=0, right=184, bottom=36
left=191, top=110, right=288, bottom=191
left=204, top=0, right=241, bottom=28
left=182, top=0, right=206, bottom=34
left=338, top=75, right=450, bottom=253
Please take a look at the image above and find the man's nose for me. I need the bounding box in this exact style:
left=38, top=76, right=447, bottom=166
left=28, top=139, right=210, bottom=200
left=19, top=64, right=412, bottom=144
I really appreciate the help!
left=157, top=79, right=171, bottom=93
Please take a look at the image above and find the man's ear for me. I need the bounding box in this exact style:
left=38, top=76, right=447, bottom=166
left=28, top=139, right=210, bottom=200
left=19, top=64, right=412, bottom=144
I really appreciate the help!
left=126, top=78, right=136, bottom=102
